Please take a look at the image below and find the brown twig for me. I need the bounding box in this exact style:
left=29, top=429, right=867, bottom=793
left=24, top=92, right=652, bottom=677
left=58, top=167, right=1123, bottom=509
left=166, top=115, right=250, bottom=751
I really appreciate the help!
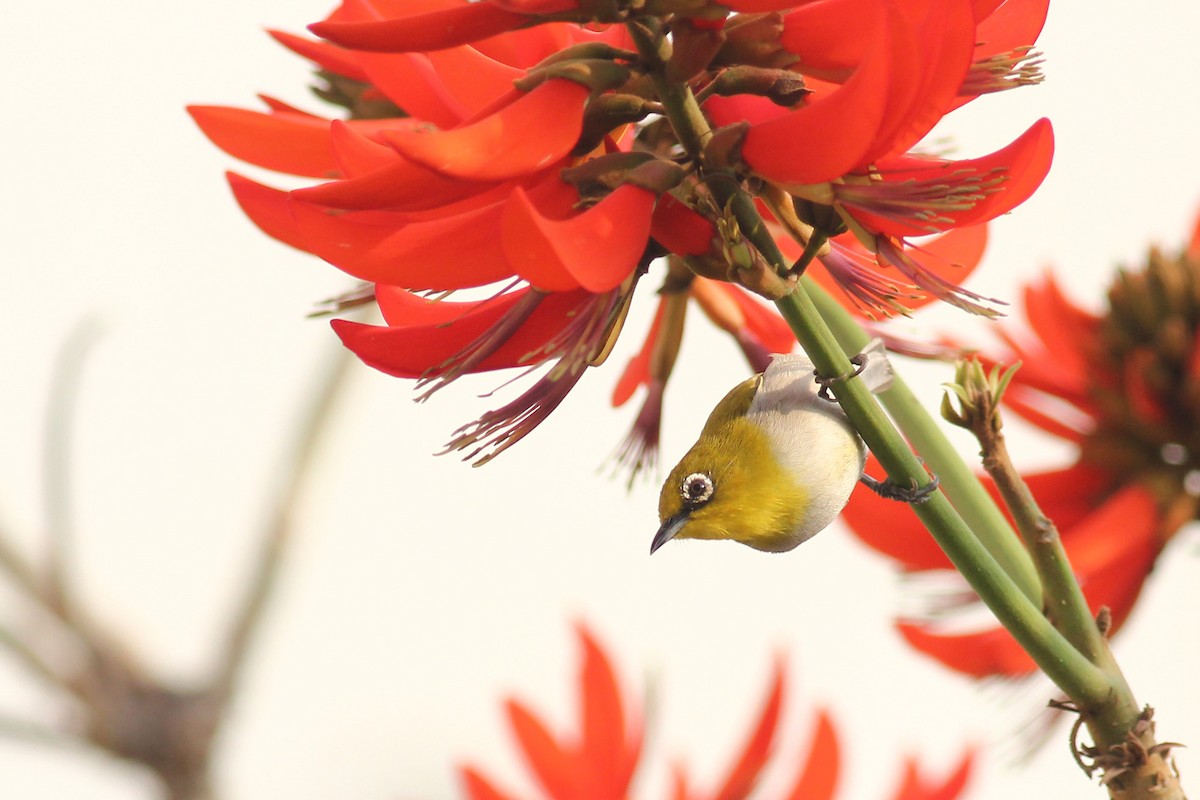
left=944, top=358, right=1186, bottom=800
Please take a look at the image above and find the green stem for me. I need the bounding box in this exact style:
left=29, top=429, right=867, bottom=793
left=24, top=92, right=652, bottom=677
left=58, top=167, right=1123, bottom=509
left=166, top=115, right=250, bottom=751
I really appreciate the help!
left=806, top=285, right=1147, bottom=746
left=791, top=231, right=828, bottom=276
left=774, top=286, right=1116, bottom=705
left=625, top=11, right=1132, bottom=729
left=804, top=279, right=1043, bottom=605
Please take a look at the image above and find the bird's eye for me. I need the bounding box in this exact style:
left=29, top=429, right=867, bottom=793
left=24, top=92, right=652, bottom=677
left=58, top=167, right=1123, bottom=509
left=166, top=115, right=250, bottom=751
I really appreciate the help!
left=680, top=472, right=715, bottom=506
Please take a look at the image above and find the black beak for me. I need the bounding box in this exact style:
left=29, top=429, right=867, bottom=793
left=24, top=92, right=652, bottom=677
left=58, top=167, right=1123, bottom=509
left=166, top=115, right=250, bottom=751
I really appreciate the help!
left=650, top=514, right=688, bottom=554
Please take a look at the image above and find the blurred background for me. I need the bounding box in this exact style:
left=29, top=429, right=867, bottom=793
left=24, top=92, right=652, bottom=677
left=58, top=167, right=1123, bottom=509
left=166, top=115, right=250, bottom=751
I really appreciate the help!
left=1, top=0, right=1198, bottom=797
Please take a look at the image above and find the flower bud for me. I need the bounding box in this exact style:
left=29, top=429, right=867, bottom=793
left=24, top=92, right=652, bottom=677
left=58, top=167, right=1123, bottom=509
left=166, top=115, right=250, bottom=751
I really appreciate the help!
left=514, top=58, right=632, bottom=93
left=714, top=13, right=799, bottom=70
left=708, top=66, right=808, bottom=107
left=574, top=94, right=659, bottom=154
left=666, top=18, right=727, bottom=82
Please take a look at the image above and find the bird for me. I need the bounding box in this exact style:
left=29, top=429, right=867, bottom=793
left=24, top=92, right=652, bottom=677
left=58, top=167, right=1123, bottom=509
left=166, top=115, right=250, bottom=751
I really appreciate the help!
left=652, top=340, right=906, bottom=554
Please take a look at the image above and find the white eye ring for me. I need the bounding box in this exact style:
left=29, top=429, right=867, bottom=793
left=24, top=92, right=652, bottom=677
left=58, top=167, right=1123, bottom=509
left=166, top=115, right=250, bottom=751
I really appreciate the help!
left=680, top=472, right=715, bottom=506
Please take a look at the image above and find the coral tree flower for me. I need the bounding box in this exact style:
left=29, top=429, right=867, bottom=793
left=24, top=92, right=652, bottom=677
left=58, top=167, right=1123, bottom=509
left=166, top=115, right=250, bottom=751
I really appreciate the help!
left=612, top=223, right=990, bottom=479
left=191, top=0, right=1051, bottom=462
left=461, top=624, right=975, bottom=800
left=843, top=212, right=1200, bottom=677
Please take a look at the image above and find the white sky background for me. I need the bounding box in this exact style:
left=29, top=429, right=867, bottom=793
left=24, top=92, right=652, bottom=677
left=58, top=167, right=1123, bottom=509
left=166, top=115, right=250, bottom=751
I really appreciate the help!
left=1, top=1, right=1198, bottom=798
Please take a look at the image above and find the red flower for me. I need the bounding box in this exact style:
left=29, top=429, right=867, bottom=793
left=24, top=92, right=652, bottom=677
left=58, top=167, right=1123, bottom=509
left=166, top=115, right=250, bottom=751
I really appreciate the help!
left=461, top=625, right=975, bottom=800
left=707, top=0, right=1053, bottom=314
left=191, top=0, right=1050, bottom=462
left=843, top=212, right=1200, bottom=677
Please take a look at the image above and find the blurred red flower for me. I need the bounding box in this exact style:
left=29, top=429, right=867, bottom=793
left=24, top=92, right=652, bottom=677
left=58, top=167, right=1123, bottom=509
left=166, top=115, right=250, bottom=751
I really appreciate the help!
left=843, top=212, right=1200, bottom=677
left=191, top=0, right=1050, bottom=462
left=461, top=625, right=974, bottom=800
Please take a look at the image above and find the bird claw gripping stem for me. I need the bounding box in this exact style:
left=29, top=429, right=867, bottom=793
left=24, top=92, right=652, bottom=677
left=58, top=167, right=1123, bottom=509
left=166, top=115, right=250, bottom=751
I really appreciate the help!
left=859, top=472, right=940, bottom=504
left=814, top=353, right=868, bottom=402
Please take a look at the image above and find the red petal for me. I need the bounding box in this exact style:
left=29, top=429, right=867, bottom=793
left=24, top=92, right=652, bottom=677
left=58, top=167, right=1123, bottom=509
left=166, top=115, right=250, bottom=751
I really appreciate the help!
left=353, top=50, right=470, bottom=127
left=651, top=193, right=715, bottom=256
left=189, top=106, right=342, bottom=178
left=473, top=20, right=586, bottom=65
left=843, top=455, right=953, bottom=570
left=881, top=226, right=989, bottom=311
left=326, top=120, right=403, bottom=177
left=917, top=226, right=988, bottom=297
left=897, top=623, right=1036, bottom=677
left=577, top=624, right=640, bottom=796
left=710, top=658, right=785, bottom=800
left=333, top=289, right=590, bottom=378
left=1187, top=207, right=1200, bottom=260
left=780, top=0, right=874, bottom=81
left=255, top=94, right=321, bottom=116
left=503, top=184, right=655, bottom=293
left=226, top=173, right=306, bottom=250
left=294, top=150, right=494, bottom=211
left=426, top=45, right=525, bottom=117
left=705, top=93, right=792, bottom=129
left=382, top=79, right=588, bottom=181
left=719, top=0, right=806, bottom=11
left=727, top=288, right=796, bottom=353
left=1063, top=485, right=1159, bottom=585
left=1019, top=274, right=1098, bottom=379
left=267, top=29, right=370, bottom=82
left=310, top=1, right=528, bottom=53
left=891, top=750, right=975, bottom=800
left=506, top=699, right=584, bottom=800
left=852, top=118, right=1054, bottom=236
left=973, top=0, right=1005, bottom=18
left=286, top=198, right=515, bottom=289
left=611, top=296, right=664, bottom=407
left=493, top=0, right=579, bottom=12
left=742, top=9, right=905, bottom=185
left=671, top=764, right=696, bottom=800
left=373, top=285, right=527, bottom=328
left=781, top=709, right=840, bottom=800
left=872, top=0, right=976, bottom=160
left=999, top=394, right=1091, bottom=442
left=973, top=0, right=1049, bottom=61
left=458, top=766, right=521, bottom=800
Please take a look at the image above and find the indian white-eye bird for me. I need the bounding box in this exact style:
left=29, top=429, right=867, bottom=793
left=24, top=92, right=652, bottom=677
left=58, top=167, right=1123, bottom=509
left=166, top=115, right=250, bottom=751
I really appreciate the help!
left=652, top=340, right=897, bottom=554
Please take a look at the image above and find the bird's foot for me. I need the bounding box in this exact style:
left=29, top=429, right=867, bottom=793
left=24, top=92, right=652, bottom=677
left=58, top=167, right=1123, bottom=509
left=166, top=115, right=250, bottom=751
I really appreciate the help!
left=859, top=472, right=939, bottom=504
left=815, top=354, right=867, bottom=402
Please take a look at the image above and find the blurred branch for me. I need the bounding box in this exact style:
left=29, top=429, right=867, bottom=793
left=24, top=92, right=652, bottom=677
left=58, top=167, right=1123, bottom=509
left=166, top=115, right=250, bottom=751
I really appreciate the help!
left=0, top=323, right=357, bottom=800
left=211, top=344, right=356, bottom=701
left=0, top=528, right=46, bottom=606
left=0, top=620, right=67, bottom=689
left=0, top=712, right=80, bottom=748
left=42, top=316, right=107, bottom=620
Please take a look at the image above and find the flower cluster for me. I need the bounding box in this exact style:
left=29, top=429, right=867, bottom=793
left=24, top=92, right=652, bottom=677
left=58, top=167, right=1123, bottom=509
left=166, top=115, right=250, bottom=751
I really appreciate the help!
left=844, top=212, right=1200, bottom=677
left=191, top=0, right=1052, bottom=462
left=462, top=625, right=974, bottom=800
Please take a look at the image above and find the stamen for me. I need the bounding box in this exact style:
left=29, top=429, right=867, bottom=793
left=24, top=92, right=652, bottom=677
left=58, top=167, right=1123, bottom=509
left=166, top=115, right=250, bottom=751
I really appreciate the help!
left=877, top=237, right=1006, bottom=317
left=961, top=48, right=1045, bottom=96
left=612, top=380, right=665, bottom=487
left=416, top=286, right=546, bottom=400
left=440, top=290, right=625, bottom=465
left=817, top=243, right=917, bottom=319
